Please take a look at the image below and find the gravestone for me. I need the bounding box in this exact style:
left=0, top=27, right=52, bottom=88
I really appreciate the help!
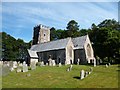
left=58, top=63, right=61, bottom=67
left=19, top=63, right=23, bottom=67
left=52, top=60, right=56, bottom=66
left=77, top=58, right=80, bottom=65
left=13, top=61, right=18, bottom=68
left=40, top=61, right=44, bottom=67
left=90, top=67, right=93, bottom=72
left=17, top=66, right=22, bottom=73
left=2, top=64, right=10, bottom=76
left=88, top=72, right=91, bottom=74
left=80, top=70, right=85, bottom=80
left=66, top=65, right=73, bottom=71
left=23, top=62, right=28, bottom=72
left=9, top=61, right=14, bottom=72
left=106, top=64, right=108, bottom=68
left=46, top=63, right=48, bottom=66
left=85, top=71, right=88, bottom=77
left=31, top=61, right=36, bottom=70
left=48, top=58, right=52, bottom=66
left=108, top=63, right=111, bottom=66
left=94, top=59, right=96, bottom=67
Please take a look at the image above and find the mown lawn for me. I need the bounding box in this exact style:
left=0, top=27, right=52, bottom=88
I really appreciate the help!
left=2, top=64, right=119, bottom=88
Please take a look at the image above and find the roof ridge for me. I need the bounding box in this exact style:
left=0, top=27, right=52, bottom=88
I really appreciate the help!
left=36, top=37, right=71, bottom=45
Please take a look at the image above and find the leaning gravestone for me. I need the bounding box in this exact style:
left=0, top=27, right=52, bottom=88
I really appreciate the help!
left=80, top=70, right=85, bottom=80
left=108, top=63, right=111, bottom=66
left=90, top=67, right=93, bottom=72
left=30, top=61, right=36, bottom=70
left=106, top=64, right=108, bottom=68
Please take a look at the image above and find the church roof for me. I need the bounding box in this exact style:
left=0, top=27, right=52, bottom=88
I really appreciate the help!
left=72, top=35, right=87, bottom=49
left=30, top=37, right=71, bottom=52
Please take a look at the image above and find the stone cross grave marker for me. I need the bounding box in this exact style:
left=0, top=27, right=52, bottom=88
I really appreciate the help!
left=80, top=69, right=85, bottom=80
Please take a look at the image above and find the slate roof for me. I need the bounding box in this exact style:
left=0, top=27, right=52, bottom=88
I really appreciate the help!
left=30, top=37, right=71, bottom=52
left=72, top=35, right=87, bottom=49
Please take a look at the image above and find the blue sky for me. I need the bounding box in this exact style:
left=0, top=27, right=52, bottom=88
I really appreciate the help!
left=1, top=1, right=118, bottom=42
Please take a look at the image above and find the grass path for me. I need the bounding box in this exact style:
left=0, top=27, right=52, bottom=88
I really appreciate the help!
left=2, top=64, right=119, bottom=88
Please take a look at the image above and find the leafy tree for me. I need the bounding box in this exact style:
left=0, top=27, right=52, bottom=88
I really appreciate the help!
left=89, top=19, right=120, bottom=63
left=66, top=20, right=80, bottom=37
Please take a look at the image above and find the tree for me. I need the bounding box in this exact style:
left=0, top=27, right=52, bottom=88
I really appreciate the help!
left=89, top=19, right=120, bottom=63
left=66, top=20, right=80, bottom=37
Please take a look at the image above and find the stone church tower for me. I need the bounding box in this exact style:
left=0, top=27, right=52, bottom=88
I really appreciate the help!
left=32, top=24, right=50, bottom=45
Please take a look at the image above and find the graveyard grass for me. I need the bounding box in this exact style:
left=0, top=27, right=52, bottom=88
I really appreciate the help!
left=2, top=64, right=119, bottom=88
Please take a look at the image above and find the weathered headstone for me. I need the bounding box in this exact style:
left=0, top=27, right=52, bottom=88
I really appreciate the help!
left=90, top=67, right=93, bottom=72
left=58, top=63, right=61, bottom=67
left=13, top=61, right=18, bottom=68
left=108, top=63, right=111, bottom=66
left=106, top=64, right=108, bottom=68
left=46, top=63, right=48, bottom=66
left=48, top=58, right=52, bottom=66
left=23, top=62, right=28, bottom=72
left=80, top=70, right=85, bottom=80
left=85, top=71, right=88, bottom=77
left=17, top=66, right=22, bottom=73
left=77, top=58, right=80, bottom=65
left=94, top=59, right=96, bottom=67
left=40, top=61, right=44, bottom=67
left=31, top=61, right=36, bottom=70
left=2, top=64, right=10, bottom=76
left=52, top=60, right=56, bottom=66
left=88, top=72, right=91, bottom=74
left=66, top=65, right=73, bottom=71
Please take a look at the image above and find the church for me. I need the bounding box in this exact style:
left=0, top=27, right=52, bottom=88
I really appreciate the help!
left=28, top=24, right=96, bottom=65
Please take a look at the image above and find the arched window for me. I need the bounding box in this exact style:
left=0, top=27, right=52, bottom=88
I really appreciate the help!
left=87, top=44, right=91, bottom=57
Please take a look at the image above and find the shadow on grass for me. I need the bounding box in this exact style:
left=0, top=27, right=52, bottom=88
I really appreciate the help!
left=73, top=76, right=80, bottom=79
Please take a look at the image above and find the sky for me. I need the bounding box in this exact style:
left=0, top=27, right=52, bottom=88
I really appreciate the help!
left=1, top=1, right=118, bottom=42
